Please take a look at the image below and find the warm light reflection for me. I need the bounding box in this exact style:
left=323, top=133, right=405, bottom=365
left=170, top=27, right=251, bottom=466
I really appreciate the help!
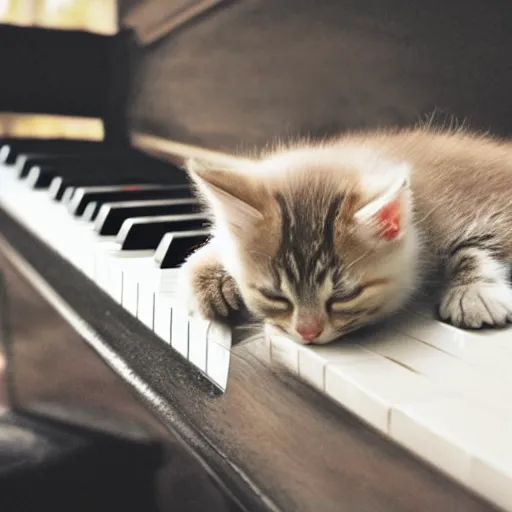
left=0, top=0, right=9, bottom=18
left=0, top=0, right=117, bottom=34
left=0, top=113, right=104, bottom=140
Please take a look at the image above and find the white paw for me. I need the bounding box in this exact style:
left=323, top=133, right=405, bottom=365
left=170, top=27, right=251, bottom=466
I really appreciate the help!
left=439, top=280, right=512, bottom=328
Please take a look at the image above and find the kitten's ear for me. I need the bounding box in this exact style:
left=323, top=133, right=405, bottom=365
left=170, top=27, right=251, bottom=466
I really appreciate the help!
left=353, top=163, right=410, bottom=243
left=186, top=158, right=265, bottom=233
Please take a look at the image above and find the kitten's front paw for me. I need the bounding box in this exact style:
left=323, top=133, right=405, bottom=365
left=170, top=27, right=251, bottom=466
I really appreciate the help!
left=439, top=280, right=512, bottom=328
left=183, top=263, right=243, bottom=321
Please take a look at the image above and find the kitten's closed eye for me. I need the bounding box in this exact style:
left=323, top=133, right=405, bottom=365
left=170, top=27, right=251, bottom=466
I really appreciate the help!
left=258, top=288, right=292, bottom=311
left=327, top=279, right=390, bottom=313
left=327, top=287, right=364, bottom=312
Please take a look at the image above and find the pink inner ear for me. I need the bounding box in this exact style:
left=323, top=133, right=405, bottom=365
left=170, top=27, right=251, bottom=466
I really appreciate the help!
left=377, top=196, right=401, bottom=240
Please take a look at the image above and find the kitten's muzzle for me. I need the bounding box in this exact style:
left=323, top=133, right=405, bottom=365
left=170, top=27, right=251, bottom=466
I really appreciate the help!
left=295, top=315, right=324, bottom=342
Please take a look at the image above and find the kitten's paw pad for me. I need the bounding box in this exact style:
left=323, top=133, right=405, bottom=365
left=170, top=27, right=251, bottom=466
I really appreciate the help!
left=439, top=281, right=512, bottom=328
left=184, top=265, right=242, bottom=321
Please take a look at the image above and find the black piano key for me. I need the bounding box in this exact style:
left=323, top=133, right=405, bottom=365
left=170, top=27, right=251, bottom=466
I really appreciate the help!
left=25, top=163, right=129, bottom=190
left=117, top=214, right=208, bottom=250
left=49, top=177, right=74, bottom=200
left=62, top=186, right=76, bottom=204
left=94, top=198, right=199, bottom=235
left=82, top=202, right=99, bottom=222
left=15, top=153, right=109, bottom=179
left=154, top=230, right=209, bottom=269
left=49, top=173, right=167, bottom=201
left=48, top=177, right=64, bottom=199
left=68, top=184, right=191, bottom=217
left=0, top=145, right=11, bottom=164
left=82, top=196, right=197, bottom=224
left=14, top=153, right=44, bottom=177
left=25, top=165, right=53, bottom=189
left=24, top=164, right=112, bottom=189
left=15, top=152, right=148, bottom=179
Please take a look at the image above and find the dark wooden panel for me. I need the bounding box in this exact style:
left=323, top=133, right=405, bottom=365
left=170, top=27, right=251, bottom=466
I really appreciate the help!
left=0, top=205, right=498, bottom=511
left=122, top=0, right=512, bottom=152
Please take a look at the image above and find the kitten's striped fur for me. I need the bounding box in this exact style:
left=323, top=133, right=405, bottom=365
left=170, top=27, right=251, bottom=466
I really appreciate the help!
left=181, top=126, right=512, bottom=344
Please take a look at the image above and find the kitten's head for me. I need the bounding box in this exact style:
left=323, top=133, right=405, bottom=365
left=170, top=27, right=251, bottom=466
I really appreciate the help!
left=187, top=145, right=420, bottom=344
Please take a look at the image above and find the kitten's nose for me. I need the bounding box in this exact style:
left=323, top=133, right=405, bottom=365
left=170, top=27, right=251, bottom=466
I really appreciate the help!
left=296, top=318, right=324, bottom=341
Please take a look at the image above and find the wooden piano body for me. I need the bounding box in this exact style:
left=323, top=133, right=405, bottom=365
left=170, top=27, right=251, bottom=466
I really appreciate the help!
left=1, top=1, right=512, bottom=511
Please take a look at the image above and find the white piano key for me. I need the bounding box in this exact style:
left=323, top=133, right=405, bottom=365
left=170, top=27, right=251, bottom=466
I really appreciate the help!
left=360, top=327, right=512, bottom=422
left=391, top=311, right=512, bottom=383
left=471, top=449, right=512, bottom=512
left=92, top=240, right=121, bottom=285
left=136, top=260, right=182, bottom=297
left=188, top=317, right=209, bottom=372
left=261, top=326, right=272, bottom=360
left=106, top=261, right=124, bottom=302
left=94, top=242, right=151, bottom=277
left=0, top=179, right=96, bottom=274
left=206, top=340, right=230, bottom=390
left=122, top=276, right=139, bottom=317
left=102, top=250, right=153, bottom=302
left=465, top=324, right=512, bottom=352
left=171, top=306, right=189, bottom=358
left=137, top=284, right=155, bottom=329
left=120, top=255, right=180, bottom=328
left=391, top=396, right=512, bottom=511
left=154, top=294, right=172, bottom=344
left=208, top=321, right=232, bottom=350
left=95, top=253, right=111, bottom=292
left=269, top=334, right=299, bottom=374
left=61, top=223, right=103, bottom=277
left=325, top=356, right=451, bottom=432
left=390, top=398, right=474, bottom=484
left=297, top=341, right=380, bottom=390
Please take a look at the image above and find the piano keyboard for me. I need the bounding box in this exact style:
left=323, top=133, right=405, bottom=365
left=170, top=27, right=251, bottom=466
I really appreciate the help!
left=0, top=141, right=232, bottom=391
left=1, top=140, right=512, bottom=512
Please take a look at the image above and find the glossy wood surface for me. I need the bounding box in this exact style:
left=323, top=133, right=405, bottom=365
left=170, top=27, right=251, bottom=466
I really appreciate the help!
left=121, top=0, right=512, bottom=153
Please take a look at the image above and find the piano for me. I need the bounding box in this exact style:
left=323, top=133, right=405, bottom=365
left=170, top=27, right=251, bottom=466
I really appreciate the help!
left=1, top=1, right=512, bottom=511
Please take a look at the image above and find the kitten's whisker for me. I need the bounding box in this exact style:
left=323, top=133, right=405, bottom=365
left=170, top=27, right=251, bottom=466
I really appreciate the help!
left=345, top=247, right=374, bottom=271
left=346, top=232, right=381, bottom=272
left=416, top=205, right=438, bottom=225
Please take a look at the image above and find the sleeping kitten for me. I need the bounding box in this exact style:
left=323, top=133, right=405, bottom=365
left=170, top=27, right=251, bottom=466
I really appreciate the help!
left=180, top=127, right=512, bottom=345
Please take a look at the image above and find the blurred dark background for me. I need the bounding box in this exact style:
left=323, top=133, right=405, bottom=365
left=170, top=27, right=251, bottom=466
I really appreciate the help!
left=1, top=0, right=511, bottom=154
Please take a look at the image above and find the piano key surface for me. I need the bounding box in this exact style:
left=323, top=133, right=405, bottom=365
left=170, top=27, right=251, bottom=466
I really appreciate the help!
left=0, top=143, right=509, bottom=511
left=94, top=198, right=199, bottom=235
left=0, top=151, right=232, bottom=393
